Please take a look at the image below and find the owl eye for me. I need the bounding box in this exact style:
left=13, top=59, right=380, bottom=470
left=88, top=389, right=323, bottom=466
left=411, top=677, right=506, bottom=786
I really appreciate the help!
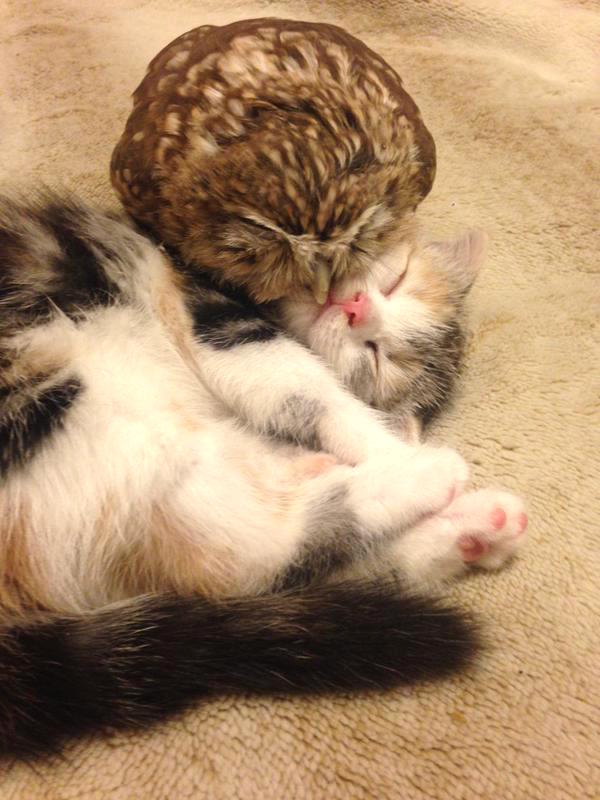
left=383, top=265, right=408, bottom=297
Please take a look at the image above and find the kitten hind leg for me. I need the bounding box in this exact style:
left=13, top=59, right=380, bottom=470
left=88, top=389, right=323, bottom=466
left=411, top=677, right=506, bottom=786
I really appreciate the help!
left=157, top=425, right=468, bottom=597
left=442, top=489, right=528, bottom=569
left=388, top=488, right=528, bottom=585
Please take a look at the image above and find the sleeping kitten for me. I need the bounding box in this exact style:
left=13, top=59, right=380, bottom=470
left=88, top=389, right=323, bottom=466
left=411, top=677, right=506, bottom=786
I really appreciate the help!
left=0, top=194, right=527, bottom=759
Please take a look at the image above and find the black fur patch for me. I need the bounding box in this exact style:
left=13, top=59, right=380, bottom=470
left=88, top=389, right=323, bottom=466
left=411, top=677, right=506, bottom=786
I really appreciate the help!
left=43, top=201, right=121, bottom=313
left=0, top=195, right=122, bottom=333
left=0, top=378, right=81, bottom=478
left=404, top=321, right=465, bottom=427
left=192, top=303, right=279, bottom=348
left=181, top=267, right=280, bottom=349
left=0, top=580, right=479, bottom=759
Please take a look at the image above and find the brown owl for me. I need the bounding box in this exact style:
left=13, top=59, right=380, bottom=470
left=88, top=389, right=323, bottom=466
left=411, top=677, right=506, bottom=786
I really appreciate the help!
left=110, top=18, right=436, bottom=303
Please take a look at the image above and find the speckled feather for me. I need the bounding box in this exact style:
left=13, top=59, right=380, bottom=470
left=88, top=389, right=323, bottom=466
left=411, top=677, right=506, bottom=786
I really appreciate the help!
left=111, top=18, right=436, bottom=302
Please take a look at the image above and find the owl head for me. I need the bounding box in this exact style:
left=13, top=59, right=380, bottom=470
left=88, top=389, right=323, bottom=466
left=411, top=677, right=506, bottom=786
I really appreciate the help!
left=111, top=18, right=436, bottom=303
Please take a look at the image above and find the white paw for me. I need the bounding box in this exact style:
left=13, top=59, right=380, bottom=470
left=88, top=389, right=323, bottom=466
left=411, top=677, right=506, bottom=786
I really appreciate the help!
left=352, top=445, right=470, bottom=533
left=440, top=488, right=529, bottom=569
left=401, top=445, right=470, bottom=515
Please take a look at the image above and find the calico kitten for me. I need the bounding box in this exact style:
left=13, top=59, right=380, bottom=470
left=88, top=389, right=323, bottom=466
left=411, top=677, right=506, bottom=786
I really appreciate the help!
left=0, top=194, right=527, bottom=758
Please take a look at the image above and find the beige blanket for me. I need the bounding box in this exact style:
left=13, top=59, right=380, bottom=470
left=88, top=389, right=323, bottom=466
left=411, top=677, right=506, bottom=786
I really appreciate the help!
left=1, top=0, right=598, bottom=797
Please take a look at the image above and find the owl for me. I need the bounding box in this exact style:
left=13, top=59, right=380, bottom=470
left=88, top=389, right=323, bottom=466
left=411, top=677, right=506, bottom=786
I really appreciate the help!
left=111, top=18, right=436, bottom=303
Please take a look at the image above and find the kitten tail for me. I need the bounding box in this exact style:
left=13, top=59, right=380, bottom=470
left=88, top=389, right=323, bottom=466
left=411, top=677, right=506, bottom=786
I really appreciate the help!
left=0, top=578, right=479, bottom=759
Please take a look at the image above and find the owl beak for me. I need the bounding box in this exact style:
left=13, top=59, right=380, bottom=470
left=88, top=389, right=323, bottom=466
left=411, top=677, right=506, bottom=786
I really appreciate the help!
left=312, top=262, right=331, bottom=305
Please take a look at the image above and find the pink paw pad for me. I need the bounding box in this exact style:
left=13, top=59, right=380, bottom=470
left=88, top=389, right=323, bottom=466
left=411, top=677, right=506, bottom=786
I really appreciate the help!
left=458, top=534, right=489, bottom=563
left=517, top=512, right=528, bottom=535
left=490, top=507, right=507, bottom=530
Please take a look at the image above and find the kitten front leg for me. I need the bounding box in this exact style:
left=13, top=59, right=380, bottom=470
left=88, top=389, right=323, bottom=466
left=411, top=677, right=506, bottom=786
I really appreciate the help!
left=191, top=331, right=459, bottom=474
left=191, top=331, right=389, bottom=462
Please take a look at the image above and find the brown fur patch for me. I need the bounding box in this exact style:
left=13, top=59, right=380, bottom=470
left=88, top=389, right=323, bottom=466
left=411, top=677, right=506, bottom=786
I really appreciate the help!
left=149, top=254, right=209, bottom=387
left=64, top=496, right=243, bottom=602
left=151, top=257, right=191, bottom=343
left=1, top=326, right=72, bottom=391
left=410, top=255, right=455, bottom=318
left=144, top=505, right=241, bottom=598
left=0, top=499, right=52, bottom=620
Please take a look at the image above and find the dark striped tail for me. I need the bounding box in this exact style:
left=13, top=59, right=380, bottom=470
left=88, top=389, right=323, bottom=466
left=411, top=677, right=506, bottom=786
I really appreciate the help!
left=0, top=578, right=479, bottom=759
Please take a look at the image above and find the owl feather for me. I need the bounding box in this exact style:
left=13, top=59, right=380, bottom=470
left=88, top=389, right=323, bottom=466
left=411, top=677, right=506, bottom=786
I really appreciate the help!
left=111, top=18, right=436, bottom=302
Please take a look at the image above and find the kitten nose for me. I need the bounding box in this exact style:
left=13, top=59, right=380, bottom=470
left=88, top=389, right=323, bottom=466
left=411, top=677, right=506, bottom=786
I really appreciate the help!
left=340, top=293, right=370, bottom=326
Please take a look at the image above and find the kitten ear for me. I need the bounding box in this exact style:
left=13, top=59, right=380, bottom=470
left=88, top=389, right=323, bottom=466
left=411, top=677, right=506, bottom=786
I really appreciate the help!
left=428, top=230, right=488, bottom=296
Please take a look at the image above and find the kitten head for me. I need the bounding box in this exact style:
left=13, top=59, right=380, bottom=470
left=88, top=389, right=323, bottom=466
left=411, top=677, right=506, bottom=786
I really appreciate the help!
left=280, top=230, right=487, bottom=423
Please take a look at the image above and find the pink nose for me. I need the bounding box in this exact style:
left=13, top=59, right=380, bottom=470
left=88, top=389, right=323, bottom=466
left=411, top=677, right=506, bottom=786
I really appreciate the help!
left=339, top=293, right=370, bottom=326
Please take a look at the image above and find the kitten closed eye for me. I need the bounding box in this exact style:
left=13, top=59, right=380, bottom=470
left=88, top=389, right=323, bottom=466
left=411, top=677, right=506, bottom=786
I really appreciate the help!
left=382, top=265, right=408, bottom=297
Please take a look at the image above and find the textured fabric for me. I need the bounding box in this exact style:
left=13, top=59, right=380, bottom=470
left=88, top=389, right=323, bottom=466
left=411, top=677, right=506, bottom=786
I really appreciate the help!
left=1, top=0, right=598, bottom=797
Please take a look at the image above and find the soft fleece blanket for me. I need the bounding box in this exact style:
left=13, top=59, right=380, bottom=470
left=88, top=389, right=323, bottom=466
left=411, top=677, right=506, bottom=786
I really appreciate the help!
left=1, top=1, right=598, bottom=797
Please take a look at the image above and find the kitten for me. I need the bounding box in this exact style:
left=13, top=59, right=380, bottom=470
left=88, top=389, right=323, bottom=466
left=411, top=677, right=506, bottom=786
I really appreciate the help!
left=0, top=194, right=527, bottom=758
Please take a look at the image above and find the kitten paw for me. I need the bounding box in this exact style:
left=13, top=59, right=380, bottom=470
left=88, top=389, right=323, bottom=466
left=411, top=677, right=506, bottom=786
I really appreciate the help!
left=359, top=445, right=470, bottom=531
left=403, top=445, right=470, bottom=513
left=389, top=488, right=528, bottom=584
left=442, top=489, right=528, bottom=569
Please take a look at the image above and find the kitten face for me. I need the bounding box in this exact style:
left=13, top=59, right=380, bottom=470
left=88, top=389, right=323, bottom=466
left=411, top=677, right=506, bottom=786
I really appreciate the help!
left=280, top=231, right=486, bottom=420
